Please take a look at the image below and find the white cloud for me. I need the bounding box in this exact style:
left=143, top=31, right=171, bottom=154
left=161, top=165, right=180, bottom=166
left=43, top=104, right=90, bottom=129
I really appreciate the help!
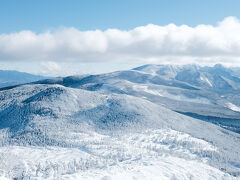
left=40, top=61, right=63, bottom=76
left=41, top=61, right=62, bottom=71
left=1, top=17, right=240, bottom=66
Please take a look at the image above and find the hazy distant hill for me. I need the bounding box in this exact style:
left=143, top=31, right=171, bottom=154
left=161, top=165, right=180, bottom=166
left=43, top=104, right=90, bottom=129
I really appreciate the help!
left=0, top=70, right=48, bottom=88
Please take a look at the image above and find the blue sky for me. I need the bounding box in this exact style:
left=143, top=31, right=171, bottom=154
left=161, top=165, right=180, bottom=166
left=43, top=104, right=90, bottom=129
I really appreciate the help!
left=1, top=1, right=240, bottom=76
left=1, top=0, right=239, bottom=33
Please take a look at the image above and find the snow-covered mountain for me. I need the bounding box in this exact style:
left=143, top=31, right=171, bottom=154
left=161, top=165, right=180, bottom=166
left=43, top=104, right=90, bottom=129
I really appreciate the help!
left=0, top=64, right=240, bottom=179
left=0, top=70, right=47, bottom=88
left=134, top=64, right=240, bottom=93
left=34, top=64, right=240, bottom=133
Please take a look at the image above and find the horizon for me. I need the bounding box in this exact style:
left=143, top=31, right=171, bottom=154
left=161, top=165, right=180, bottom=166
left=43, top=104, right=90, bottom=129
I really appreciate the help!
left=0, top=63, right=238, bottom=78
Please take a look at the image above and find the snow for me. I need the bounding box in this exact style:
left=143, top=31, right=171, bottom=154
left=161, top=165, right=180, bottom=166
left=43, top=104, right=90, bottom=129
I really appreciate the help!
left=62, top=156, right=234, bottom=180
left=0, top=129, right=236, bottom=179
left=132, top=84, right=163, bottom=96
left=0, top=64, right=240, bottom=179
left=226, top=102, right=240, bottom=112
left=42, top=65, right=240, bottom=120
left=200, top=75, right=213, bottom=87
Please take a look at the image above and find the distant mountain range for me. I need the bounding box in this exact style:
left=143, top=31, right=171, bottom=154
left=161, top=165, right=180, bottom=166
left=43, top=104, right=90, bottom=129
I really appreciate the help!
left=134, top=64, right=240, bottom=93
left=0, top=70, right=48, bottom=88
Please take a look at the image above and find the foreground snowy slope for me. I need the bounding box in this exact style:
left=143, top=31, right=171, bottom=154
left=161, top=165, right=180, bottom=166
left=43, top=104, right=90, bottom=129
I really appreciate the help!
left=0, top=83, right=240, bottom=179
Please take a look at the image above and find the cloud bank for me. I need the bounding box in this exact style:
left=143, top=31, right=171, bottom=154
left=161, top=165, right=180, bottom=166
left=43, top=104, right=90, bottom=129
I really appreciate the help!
left=1, top=17, right=240, bottom=66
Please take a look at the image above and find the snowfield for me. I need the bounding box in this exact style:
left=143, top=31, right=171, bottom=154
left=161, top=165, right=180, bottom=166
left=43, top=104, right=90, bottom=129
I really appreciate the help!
left=0, top=64, right=240, bottom=179
left=0, top=128, right=238, bottom=180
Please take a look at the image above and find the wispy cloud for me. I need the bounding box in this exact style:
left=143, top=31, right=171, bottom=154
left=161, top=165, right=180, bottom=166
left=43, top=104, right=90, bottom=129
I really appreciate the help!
left=1, top=17, right=240, bottom=66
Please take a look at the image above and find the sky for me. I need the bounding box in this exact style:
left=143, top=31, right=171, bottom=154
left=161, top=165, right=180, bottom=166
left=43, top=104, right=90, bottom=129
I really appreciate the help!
left=1, top=0, right=240, bottom=76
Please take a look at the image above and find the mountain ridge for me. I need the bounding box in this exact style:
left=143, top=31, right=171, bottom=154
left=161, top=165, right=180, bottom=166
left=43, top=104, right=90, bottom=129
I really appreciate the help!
left=0, top=64, right=240, bottom=179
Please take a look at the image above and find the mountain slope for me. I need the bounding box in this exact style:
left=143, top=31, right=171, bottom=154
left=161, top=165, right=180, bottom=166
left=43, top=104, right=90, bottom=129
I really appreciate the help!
left=0, top=84, right=239, bottom=179
left=0, top=64, right=240, bottom=179
left=133, top=64, right=240, bottom=93
left=32, top=65, right=240, bottom=133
